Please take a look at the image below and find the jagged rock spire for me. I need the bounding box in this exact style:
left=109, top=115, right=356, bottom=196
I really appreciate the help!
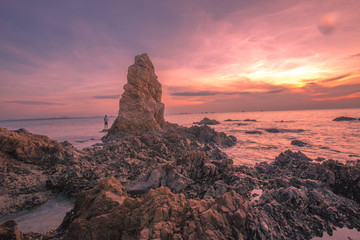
left=110, top=53, right=165, bottom=132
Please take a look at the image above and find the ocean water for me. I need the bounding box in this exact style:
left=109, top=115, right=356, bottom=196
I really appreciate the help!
left=1, top=108, right=359, bottom=166
left=167, top=108, right=360, bottom=165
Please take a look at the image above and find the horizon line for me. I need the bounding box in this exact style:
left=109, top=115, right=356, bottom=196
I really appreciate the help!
left=1, top=106, right=359, bottom=122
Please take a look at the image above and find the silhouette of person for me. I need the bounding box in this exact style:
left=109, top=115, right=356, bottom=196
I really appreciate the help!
left=104, top=115, right=109, bottom=129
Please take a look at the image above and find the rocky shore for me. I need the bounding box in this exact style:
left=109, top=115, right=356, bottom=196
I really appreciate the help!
left=1, top=54, right=360, bottom=240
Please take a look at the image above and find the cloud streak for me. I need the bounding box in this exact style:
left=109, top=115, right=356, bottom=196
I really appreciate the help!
left=171, top=89, right=284, bottom=97
left=94, top=95, right=121, bottom=99
left=8, top=100, right=65, bottom=106
left=320, top=73, right=352, bottom=83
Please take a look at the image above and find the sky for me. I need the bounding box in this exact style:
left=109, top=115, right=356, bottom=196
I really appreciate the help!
left=0, top=0, right=360, bottom=120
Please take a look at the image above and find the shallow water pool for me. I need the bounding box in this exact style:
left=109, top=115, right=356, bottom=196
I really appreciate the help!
left=0, top=197, right=74, bottom=233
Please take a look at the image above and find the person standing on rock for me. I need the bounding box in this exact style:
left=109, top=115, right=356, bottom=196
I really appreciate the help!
left=104, top=115, right=109, bottom=129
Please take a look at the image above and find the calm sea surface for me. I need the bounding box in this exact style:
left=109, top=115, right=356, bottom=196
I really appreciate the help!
left=1, top=108, right=359, bottom=165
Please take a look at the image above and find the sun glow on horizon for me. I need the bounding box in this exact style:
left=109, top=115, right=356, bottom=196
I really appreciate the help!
left=246, top=65, right=326, bottom=87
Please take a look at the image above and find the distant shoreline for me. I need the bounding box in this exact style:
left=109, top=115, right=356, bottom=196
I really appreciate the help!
left=0, top=116, right=116, bottom=122
left=1, top=107, right=359, bottom=122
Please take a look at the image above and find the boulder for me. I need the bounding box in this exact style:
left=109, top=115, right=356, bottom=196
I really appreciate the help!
left=110, top=54, right=165, bottom=132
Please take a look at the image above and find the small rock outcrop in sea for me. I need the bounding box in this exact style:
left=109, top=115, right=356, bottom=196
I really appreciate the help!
left=291, top=139, right=307, bottom=147
left=245, top=130, right=262, bottom=134
left=193, top=117, right=220, bottom=125
left=264, top=128, right=280, bottom=133
left=224, top=119, right=241, bottom=122
left=333, top=116, right=359, bottom=121
left=244, top=119, right=256, bottom=122
left=110, top=53, right=165, bottom=132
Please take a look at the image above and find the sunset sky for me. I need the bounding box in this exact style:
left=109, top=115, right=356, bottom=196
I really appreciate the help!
left=1, top=0, right=360, bottom=120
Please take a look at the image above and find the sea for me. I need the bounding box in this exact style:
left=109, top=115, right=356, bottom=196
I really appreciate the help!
left=1, top=108, right=359, bottom=166
left=1, top=108, right=360, bottom=238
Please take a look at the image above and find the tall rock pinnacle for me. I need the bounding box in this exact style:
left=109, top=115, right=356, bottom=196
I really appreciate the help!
left=110, top=53, right=165, bottom=132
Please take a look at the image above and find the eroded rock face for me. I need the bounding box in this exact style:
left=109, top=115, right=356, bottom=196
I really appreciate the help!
left=110, top=53, right=165, bottom=132
left=60, top=177, right=250, bottom=240
left=0, top=128, right=83, bottom=169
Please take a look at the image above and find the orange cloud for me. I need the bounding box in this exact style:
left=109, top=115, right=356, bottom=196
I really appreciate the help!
left=312, top=92, right=360, bottom=101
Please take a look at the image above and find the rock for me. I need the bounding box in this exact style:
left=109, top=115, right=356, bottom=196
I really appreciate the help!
left=315, top=157, right=325, bottom=162
left=109, top=53, right=165, bottom=132
left=244, top=119, right=256, bottom=122
left=127, top=167, right=163, bottom=195
left=59, top=178, right=250, bottom=240
left=333, top=116, right=359, bottom=121
left=186, top=125, right=237, bottom=147
left=245, top=130, right=262, bottom=134
left=193, top=117, right=220, bottom=125
left=264, top=128, right=280, bottom=133
left=0, top=128, right=83, bottom=169
left=0, top=128, right=86, bottom=215
left=291, top=140, right=307, bottom=147
left=250, top=150, right=360, bottom=239
left=273, top=150, right=312, bottom=168
left=0, top=220, right=21, bottom=240
left=224, top=119, right=240, bottom=122
left=237, top=123, right=248, bottom=126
